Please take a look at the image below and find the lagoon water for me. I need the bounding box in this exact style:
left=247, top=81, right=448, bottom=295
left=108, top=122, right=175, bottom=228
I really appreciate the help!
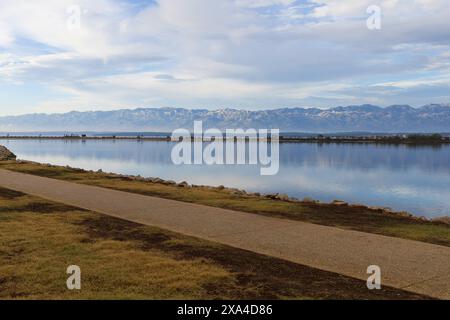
left=2, top=139, right=450, bottom=218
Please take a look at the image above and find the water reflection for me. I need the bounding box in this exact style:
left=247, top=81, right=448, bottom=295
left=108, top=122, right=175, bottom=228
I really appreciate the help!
left=2, top=139, right=450, bottom=217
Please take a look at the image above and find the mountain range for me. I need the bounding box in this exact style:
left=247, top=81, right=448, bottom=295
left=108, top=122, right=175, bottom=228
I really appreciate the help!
left=1, top=104, right=450, bottom=133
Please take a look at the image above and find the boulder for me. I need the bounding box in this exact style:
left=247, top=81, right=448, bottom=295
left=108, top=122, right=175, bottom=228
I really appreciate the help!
left=433, top=216, right=450, bottom=225
left=396, top=211, right=414, bottom=218
left=0, top=146, right=16, bottom=161
left=332, top=200, right=348, bottom=206
left=349, top=203, right=366, bottom=208
left=276, top=193, right=290, bottom=201
left=302, top=197, right=316, bottom=203
left=228, top=188, right=243, bottom=194
left=178, top=181, right=190, bottom=188
left=368, top=206, right=386, bottom=211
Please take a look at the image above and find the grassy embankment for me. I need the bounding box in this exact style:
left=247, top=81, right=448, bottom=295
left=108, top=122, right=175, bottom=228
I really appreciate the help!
left=0, top=186, right=429, bottom=299
left=0, top=160, right=449, bottom=247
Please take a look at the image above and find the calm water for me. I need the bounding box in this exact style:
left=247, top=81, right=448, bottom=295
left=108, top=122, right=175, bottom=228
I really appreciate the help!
left=2, top=139, right=450, bottom=218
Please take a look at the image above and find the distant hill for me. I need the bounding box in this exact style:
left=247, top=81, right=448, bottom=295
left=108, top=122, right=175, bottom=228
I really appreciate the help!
left=1, top=104, right=450, bottom=133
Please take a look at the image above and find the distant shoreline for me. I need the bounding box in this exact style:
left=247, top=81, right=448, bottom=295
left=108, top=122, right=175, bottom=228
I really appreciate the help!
left=1, top=134, right=450, bottom=145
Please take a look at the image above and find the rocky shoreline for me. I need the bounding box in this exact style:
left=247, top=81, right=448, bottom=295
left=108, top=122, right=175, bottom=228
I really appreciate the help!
left=8, top=157, right=449, bottom=225
left=0, top=145, right=16, bottom=161
left=1, top=144, right=448, bottom=225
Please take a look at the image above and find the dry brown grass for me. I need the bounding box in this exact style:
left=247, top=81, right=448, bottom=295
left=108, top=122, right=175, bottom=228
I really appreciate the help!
left=0, top=186, right=429, bottom=300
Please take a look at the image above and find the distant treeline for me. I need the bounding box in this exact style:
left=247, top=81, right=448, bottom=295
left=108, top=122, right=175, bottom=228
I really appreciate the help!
left=280, top=133, right=450, bottom=144
left=1, top=133, right=449, bottom=144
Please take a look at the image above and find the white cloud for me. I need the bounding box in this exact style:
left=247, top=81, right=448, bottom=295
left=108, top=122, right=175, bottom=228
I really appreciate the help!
left=236, top=0, right=296, bottom=8
left=1, top=0, right=450, bottom=115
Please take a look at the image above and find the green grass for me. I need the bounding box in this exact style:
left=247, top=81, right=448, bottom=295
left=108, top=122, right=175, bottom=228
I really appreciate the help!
left=1, top=160, right=449, bottom=247
left=0, top=186, right=429, bottom=299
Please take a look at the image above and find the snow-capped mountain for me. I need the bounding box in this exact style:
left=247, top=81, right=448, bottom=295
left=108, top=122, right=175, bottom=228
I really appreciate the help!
left=1, top=104, right=450, bottom=133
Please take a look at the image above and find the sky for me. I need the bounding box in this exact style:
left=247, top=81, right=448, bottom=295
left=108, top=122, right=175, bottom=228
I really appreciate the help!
left=1, top=0, right=450, bottom=116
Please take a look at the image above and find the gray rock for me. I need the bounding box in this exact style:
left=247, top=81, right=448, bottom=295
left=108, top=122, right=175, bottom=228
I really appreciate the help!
left=332, top=200, right=348, bottom=206
left=276, top=193, right=290, bottom=201
left=368, top=206, right=386, bottom=211
left=0, top=146, right=16, bottom=161
left=248, top=192, right=261, bottom=197
left=349, top=203, right=366, bottom=208
left=396, top=211, right=414, bottom=218
left=178, top=181, right=190, bottom=188
left=432, top=216, right=450, bottom=224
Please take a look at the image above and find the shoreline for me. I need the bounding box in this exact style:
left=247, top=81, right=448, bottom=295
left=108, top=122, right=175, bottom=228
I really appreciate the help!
left=0, top=165, right=435, bottom=300
left=6, top=158, right=450, bottom=223
left=59, top=162, right=450, bottom=223
left=0, top=156, right=449, bottom=248
left=1, top=135, right=450, bottom=145
left=1, top=144, right=449, bottom=222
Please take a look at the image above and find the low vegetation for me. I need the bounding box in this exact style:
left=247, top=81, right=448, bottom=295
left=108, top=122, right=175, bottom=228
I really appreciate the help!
left=0, top=160, right=449, bottom=247
left=282, top=133, right=450, bottom=144
left=0, top=186, right=429, bottom=299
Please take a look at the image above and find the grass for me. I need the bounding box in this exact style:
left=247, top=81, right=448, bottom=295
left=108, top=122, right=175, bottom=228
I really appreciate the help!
left=0, top=186, right=430, bottom=300
left=0, top=160, right=449, bottom=247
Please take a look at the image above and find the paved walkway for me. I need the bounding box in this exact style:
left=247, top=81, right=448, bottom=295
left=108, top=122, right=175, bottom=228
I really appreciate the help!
left=0, top=169, right=449, bottom=299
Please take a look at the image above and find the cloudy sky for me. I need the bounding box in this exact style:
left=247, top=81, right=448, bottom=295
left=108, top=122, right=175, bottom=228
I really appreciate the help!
left=1, top=0, right=450, bottom=116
